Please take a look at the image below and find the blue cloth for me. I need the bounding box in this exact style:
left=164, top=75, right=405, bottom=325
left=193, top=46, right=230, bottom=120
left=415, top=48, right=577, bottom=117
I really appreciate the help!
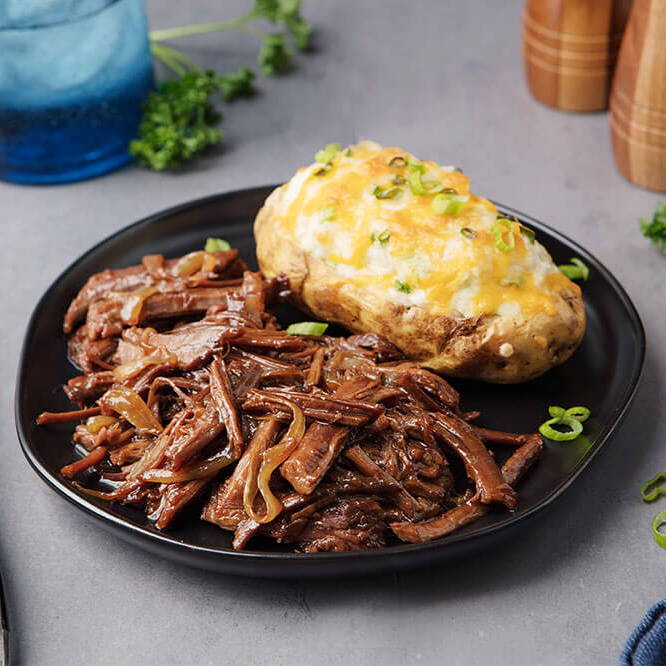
left=621, top=600, right=666, bottom=665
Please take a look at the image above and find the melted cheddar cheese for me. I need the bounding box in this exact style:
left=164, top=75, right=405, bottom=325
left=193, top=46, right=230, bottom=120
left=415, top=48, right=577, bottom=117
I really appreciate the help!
left=274, top=141, right=573, bottom=318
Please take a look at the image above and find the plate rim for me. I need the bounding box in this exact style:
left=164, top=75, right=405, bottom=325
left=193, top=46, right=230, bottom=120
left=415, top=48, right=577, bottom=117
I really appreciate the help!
left=14, top=185, right=646, bottom=563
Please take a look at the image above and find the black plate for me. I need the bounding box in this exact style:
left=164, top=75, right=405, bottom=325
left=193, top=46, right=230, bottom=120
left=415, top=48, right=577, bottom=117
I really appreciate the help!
left=15, top=186, right=645, bottom=579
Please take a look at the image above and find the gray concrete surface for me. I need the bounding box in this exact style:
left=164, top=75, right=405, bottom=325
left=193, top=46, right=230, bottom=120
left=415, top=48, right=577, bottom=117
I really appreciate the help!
left=1, top=1, right=664, bottom=664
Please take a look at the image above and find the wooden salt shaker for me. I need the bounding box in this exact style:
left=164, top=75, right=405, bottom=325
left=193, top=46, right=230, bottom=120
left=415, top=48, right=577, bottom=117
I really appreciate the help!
left=610, top=0, right=666, bottom=191
left=523, top=0, right=632, bottom=111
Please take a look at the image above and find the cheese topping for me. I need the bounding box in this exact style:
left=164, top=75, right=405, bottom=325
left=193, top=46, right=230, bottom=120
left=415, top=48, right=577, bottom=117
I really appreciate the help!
left=274, top=141, right=577, bottom=318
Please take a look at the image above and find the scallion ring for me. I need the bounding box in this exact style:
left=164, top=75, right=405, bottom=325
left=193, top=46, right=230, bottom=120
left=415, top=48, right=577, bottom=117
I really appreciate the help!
left=389, top=155, right=407, bottom=168
left=499, top=276, right=524, bottom=287
left=371, top=229, right=390, bottom=245
left=287, top=321, right=329, bottom=336
left=315, top=142, right=341, bottom=164
left=564, top=406, right=590, bottom=422
left=408, top=162, right=445, bottom=195
left=641, top=473, right=666, bottom=502
left=204, top=237, right=231, bottom=252
left=539, top=415, right=583, bottom=441
left=520, top=225, right=536, bottom=244
left=461, top=227, right=477, bottom=239
left=652, top=508, right=666, bottom=549
left=491, top=218, right=516, bottom=253
left=373, top=185, right=402, bottom=200
left=394, top=279, right=412, bottom=294
left=432, top=193, right=469, bottom=215
left=559, top=257, right=589, bottom=282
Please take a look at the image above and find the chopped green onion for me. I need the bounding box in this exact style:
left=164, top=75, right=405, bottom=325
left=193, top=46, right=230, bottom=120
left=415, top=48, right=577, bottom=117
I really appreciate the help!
left=370, top=230, right=391, bottom=245
left=394, top=279, right=412, bottom=293
left=321, top=206, right=335, bottom=222
left=315, top=142, right=341, bottom=164
left=652, top=508, right=666, bottom=549
left=314, top=163, right=332, bottom=176
left=520, top=225, right=536, bottom=244
left=204, top=237, right=231, bottom=252
left=539, top=416, right=583, bottom=441
left=287, top=321, right=329, bottom=336
left=499, top=276, right=524, bottom=287
left=345, top=148, right=353, bottom=157
left=641, top=473, right=666, bottom=502
left=491, top=218, right=516, bottom=253
left=393, top=175, right=406, bottom=186
left=389, top=155, right=407, bottom=168
left=460, top=227, right=477, bottom=239
left=559, top=257, right=589, bottom=282
left=539, top=404, right=591, bottom=441
left=407, top=162, right=444, bottom=195
left=432, top=192, right=468, bottom=215
left=453, top=167, right=463, bottom=174
left=373, top=185, right=402, bottom=200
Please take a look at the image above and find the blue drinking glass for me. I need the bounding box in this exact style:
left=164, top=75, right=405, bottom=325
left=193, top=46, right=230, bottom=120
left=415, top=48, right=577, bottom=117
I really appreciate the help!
left=0, top=0, right=154, bottom=184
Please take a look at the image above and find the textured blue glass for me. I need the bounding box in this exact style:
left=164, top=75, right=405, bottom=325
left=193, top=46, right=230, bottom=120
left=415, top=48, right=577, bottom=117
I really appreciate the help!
left=0, top=0, right=154, bottom=184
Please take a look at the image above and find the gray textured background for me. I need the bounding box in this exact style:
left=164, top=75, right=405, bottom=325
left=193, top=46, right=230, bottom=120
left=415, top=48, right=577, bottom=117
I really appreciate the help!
left=2, top=1, right=665, bottom=664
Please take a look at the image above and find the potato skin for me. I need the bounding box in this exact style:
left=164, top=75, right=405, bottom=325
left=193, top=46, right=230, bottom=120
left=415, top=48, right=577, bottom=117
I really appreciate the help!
left=255, top=186, right=585, bottom=383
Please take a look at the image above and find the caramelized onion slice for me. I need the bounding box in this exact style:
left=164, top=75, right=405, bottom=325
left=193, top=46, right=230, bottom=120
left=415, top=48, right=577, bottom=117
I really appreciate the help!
left=84, top=415, right=118, bottom=434
left=100, top=386, right=162, bottom=435
left=115, top=286, right=159, bottom=325
left=112, top=349, right=177, bottom=381
left=171, top=251, right=218, bottom=277
left=244, top=397, right=305, bottom=524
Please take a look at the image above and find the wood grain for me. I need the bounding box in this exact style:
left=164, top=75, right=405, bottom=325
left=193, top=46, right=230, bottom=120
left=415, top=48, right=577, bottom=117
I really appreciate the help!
left=523, top=0, right=632, bottom=111
left=610, top=0, right=666, bottom=191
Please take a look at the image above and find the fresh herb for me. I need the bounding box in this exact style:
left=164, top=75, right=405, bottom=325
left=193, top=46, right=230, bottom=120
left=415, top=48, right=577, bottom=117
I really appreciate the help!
left=538, top=405, right=590, bottom=442
left=460, top=227, right=477, bottom=239
left=407, top=162, right=444, bottom=195
left=394, top=279, right=412, bottom=294
left=641, top=474, right=666, bottom=503
left=370, top=230, right=391, bottom=245
left=287, top=321, right=328, bottom=336
left=640, top=203, right=666, bottom=254
left=558, top=257, right=589, bottom=282
left=491, top=218, right=516, bottom=253
left=499, top=276, right=524, bottom=287
left=204, top=237, right=231, bottom=252
left=373, top=185, right=402, bottom=200
left=133, top=0, right=314, bottom=170
left=129, top=71, right=225, bottom=171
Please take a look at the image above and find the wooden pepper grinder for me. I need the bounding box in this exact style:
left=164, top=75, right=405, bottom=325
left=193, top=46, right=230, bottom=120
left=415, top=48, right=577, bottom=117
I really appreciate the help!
left=523, top=0, right=632, bottom=111
left=610, top=0, right=666, bottom=191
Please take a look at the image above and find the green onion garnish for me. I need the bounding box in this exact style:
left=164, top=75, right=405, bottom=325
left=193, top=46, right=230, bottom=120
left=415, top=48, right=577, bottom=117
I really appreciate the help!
left=641, top=474, right=666, bottom=502
left=394, top=279, right=412, bottom=294
left=520, top=225, right=536, bottom=244
left=432, top=192, right=468, bottom=215
left=389, top=155, right=407, bottom=168
left=287, top=321, right=329, bottom=336
left=345, top=148, right=353, bottom=157
left=204, top=237, right=231, bottom=252
left=538, top=405, right=590, bottom=441
left=499, top=276, right=524, bottom=287
left=652, top=509, right=666, bottom=549
left=491, top=218, right=516, bottom=253
left=370, top=230, right=391, bottom=245
left=373, top=185, right=402, bottom=200
left=315, top=142, right=341, bottom=164
left=393, top=176, right=406, bottom=186
left=321, top=206, right=335, bottom=222
left=407, top=162, right=444, bottom=195
left=460, top=227, right=477, bottom=239
left=453, top=167, right=463, bottom=173
left=559, top=257, right=589, bottom=282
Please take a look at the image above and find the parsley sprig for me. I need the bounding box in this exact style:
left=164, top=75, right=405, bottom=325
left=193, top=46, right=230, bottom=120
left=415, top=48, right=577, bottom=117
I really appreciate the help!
left=640, top=203, right=666, bottom=254
left=130, top=0, right=313, bottom=171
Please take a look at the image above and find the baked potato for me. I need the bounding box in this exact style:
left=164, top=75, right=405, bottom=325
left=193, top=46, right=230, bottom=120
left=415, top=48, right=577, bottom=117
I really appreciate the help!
left=254, top=141, right=585, bottom=383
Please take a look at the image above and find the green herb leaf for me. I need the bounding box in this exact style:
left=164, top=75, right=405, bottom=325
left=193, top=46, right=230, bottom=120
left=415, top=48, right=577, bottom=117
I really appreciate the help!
left=204, top=237, right=231, bottom=252
left=129, top=70, right=223, bottom=171
left=373, top=185, right=402, bottom=200
left=252, top=0, right=312, bottom=50
left=258, top=33, right=292, bottom=76
left=558, top=257, right=589, bottom=282
left=218, top=66, right=256, bottom=102
left=394, top=279, right=412, bottom=294
left=287, top=321, right=328, bottom=335
left=640, top=203, right=666, bottom=254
